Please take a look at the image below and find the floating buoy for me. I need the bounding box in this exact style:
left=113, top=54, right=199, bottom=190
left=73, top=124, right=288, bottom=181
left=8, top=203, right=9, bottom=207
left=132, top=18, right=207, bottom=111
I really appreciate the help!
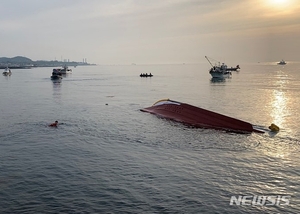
left=269, top=123, right=280, bottom=132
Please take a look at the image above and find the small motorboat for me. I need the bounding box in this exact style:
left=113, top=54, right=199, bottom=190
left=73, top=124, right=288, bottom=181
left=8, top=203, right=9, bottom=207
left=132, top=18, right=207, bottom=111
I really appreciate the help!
left=140, top=73, right=153, bottom=77
left=2, top=67, right=12, bottom=76
left=141, top=99, right=264, bottom=134
left=226, top=65, right=240, bottom=71
left=51, top=70, right=62, bottom=80
left=277, top=60, right=286, bottom=65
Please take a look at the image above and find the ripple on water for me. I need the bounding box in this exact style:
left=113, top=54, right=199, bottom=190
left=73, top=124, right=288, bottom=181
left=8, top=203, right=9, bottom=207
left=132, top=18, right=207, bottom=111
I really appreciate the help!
left=1, top=64, right=300, bottom=213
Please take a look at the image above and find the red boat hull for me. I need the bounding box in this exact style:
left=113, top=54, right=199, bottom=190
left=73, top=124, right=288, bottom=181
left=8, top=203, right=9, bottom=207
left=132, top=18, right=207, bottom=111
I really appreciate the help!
left=141, top=99, right=263, bottom=134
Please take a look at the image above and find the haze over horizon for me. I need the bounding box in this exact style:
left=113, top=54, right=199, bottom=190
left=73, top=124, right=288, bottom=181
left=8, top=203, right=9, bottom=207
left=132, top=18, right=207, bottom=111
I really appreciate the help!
left=1, top=0, right=299, bottom=65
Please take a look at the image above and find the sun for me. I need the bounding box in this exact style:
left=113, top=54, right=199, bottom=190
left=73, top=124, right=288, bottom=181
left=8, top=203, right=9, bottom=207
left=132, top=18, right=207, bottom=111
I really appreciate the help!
left=266, top=0, right=292, bottom=7
left=263, top=0, right=296, bottom=14
left=271, top=0, right=288, bottom=4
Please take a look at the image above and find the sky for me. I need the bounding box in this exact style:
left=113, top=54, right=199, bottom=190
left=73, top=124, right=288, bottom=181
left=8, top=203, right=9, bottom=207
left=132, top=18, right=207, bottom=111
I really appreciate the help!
left=1, top=0, right=300, bottom=64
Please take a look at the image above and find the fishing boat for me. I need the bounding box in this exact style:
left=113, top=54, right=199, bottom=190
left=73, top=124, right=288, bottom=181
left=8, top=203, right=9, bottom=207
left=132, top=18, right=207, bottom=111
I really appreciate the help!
left=277, top=60, right=286, bottom=65
left=53, top=65, right=72, bottom=74
left=205, top=56, right=231, bottom=78
left=60, top=65, right=72, bottom=74
left=141, top=99, right=264, bottom=134
left=2, top=67, right=12, bottom=76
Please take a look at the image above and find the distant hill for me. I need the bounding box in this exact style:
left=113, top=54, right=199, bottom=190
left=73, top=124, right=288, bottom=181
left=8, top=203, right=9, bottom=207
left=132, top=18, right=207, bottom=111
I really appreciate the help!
left=0, top=56, right=94, bottom=68
left=0, top=56, right=33, bottom=63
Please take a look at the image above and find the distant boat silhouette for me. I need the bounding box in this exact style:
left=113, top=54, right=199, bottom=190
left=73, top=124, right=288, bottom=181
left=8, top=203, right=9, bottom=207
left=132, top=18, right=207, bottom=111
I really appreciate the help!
left=277, top=60, right=286, bottom=65
left=140, top=73, right=153, bottom=77
left=2, top=66, right=12, bottom=76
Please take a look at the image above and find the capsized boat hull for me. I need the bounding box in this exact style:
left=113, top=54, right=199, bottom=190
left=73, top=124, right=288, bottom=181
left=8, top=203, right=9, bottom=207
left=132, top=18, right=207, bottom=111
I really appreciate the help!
left=141, top=99, right=263, bottom=134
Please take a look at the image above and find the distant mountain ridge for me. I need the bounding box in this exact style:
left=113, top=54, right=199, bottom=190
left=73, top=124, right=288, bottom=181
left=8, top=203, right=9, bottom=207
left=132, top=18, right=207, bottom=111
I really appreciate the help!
left=0, top=56, right=33, bottom=63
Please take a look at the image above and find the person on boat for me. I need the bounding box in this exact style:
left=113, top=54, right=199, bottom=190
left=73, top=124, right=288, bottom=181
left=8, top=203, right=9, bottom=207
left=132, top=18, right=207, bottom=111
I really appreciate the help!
left=49, top=121, right=58, bottom=127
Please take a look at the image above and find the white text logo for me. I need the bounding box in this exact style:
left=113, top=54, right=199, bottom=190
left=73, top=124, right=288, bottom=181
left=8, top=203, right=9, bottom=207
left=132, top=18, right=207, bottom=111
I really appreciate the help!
left=229, top=195, right=290, bottom=206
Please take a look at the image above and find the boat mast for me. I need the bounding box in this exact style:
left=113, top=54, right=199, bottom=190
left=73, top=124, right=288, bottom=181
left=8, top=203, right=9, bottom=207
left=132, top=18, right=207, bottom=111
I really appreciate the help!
left=205, top=56, right=214, bottom=68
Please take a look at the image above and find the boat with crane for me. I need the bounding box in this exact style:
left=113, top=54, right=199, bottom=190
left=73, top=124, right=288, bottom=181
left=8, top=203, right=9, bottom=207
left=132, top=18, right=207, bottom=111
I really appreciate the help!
left=205, top=56, right=232, bottom=78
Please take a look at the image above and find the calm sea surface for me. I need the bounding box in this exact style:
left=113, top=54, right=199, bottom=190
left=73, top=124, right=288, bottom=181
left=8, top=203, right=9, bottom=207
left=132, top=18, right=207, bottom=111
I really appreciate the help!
left=0, top=62, right=299, bottom=213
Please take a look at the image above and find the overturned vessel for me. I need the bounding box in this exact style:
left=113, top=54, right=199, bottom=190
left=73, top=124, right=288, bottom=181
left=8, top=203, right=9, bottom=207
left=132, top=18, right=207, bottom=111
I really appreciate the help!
left=141, top=99, right=263, bottom=134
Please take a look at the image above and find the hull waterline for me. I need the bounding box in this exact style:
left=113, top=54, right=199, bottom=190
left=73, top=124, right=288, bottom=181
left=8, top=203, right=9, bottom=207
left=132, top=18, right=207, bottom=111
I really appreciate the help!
left=51, top=75, right=62, bottom=80
left=210, top=71, right=231, bottom=79
left=141, top=99, right=264, bottom=134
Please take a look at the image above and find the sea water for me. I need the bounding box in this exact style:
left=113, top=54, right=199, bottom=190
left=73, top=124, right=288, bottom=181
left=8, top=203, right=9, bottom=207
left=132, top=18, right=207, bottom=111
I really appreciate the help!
left=0, top=62, right=299, bottom=213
